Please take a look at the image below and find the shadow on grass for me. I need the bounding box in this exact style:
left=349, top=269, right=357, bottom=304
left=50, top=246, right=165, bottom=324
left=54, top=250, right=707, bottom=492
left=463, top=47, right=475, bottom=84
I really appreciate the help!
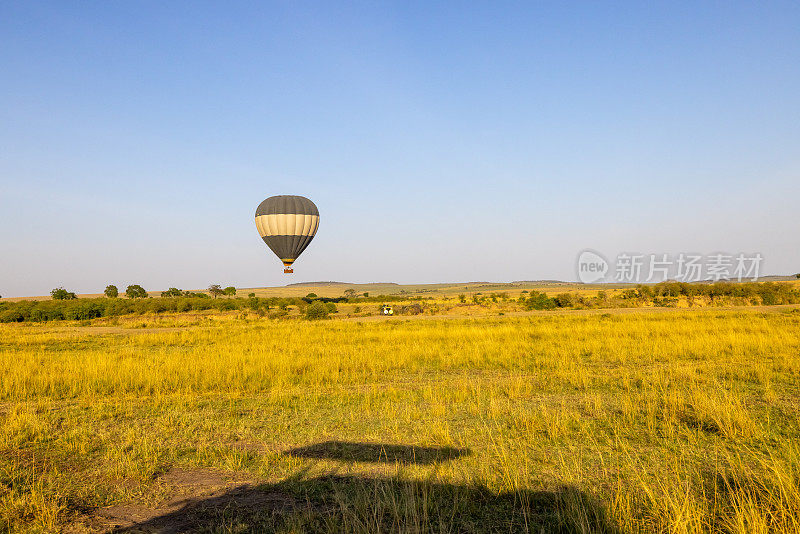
left=105, top=442, right=618, bottom=532
left=110, top=475, right=619, bottom=533
left=285, top=440, right=470, bottom=465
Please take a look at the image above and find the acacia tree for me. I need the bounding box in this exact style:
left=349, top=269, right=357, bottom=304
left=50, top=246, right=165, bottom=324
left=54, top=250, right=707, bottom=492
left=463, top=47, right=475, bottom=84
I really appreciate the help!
left=223, top=286, right=236, bottom=297
left=125, top=285, right=148, bottom=299
left=344, top=288, right=357, bottom=299
left=208, top=284, right=224, bottom=299
left=161, top=287, right=183, bottom=297
left=51, top=287, right=77, bottom=300
left=104, top=285, right=118, bottom=298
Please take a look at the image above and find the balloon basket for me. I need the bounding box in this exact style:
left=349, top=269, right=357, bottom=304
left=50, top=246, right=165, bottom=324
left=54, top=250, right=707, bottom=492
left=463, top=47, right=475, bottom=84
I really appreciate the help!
left=284, top=268, right=294, bottom=273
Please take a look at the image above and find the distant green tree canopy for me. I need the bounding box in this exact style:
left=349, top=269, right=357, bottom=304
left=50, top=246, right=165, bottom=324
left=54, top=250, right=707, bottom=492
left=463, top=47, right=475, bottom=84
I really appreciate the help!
left=160, top=288, right=183, bottom=298
left=104, top=285, right=118, bottom=298
left=223, top=286, right=236, bottom=296
left=125, top=285, right=148, bottom=299
left=208, top=285, right=224, bottom=298
left=51, top=287, right=77, bottom=300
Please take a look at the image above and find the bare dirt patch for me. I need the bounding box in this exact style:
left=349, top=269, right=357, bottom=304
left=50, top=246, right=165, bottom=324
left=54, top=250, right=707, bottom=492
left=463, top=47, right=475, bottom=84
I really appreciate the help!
left=71, top=468, right=302, bottom=533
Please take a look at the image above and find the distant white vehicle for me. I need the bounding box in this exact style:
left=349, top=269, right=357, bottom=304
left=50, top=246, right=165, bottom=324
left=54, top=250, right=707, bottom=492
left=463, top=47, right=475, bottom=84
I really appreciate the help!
left=381, top=305, right=394, bottom=316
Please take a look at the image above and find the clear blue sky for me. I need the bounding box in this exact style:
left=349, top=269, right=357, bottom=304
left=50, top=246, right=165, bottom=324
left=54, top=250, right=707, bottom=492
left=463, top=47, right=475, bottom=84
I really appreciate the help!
left=1, top=1, right=799, bottom=297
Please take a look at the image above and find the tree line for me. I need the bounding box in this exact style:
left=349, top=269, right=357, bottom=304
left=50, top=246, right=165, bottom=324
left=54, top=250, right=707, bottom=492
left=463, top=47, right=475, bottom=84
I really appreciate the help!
left=519, top=281, right=800, bottom=310
left=1, top=295, right=308, bottom=323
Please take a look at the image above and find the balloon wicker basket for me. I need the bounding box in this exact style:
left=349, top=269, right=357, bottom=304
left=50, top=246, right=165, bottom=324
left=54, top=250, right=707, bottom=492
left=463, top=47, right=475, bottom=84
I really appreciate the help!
left=284, top=267, right=294, bottom=273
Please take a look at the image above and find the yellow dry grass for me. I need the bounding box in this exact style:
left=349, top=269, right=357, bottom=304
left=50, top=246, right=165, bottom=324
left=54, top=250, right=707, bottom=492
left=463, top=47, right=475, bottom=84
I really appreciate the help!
left=1, top=308, right=799, bottom=532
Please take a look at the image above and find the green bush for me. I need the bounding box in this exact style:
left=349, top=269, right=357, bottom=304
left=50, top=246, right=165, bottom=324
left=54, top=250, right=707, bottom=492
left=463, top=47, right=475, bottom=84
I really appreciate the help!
left=216, top=299, right=237, bottom=311
left=305, top=300, right=329, bottom=320
left=553, top=293, right=576, bottom=308
left=524, top=291, right=556, bottom=310
left=147, top=300, right=168, bottom=314
left=0, top=309, right=24, bottom=322
left=65, top=302, right=103, bottom=320
left=396, top=303, right=423, bottom=315
left=176, top=299, right=193, bottom=312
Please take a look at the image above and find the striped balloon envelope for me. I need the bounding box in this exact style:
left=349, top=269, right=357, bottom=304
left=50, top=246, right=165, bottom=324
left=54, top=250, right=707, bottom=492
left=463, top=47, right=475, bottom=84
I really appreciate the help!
left=255, top=195, right=319, bottom=273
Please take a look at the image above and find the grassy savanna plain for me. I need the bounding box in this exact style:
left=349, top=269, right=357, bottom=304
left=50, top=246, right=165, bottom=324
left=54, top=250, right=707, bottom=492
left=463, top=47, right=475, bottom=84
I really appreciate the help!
left=2, top=303, right=800, bottom=532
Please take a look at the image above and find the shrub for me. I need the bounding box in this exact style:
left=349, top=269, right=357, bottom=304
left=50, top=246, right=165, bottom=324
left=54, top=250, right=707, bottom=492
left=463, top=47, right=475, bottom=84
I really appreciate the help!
left=325, top=302, right=338, bottom=314
left=66, top=301, right=103, bottom=321
left=0, top=309, right=24, bottom=322
left=554, top=293, right=575, bottom=308
left=524, top=291, right=556, bottom=310
left=305, top=300, right=329, bottom=320
left=106, top=299, right=130, bottom=317
left=216, top=299, right=237, bottom=311
left=194, top=299, right=212, bottom=311
left=396, top=304, right=423, bottom=315
left=148, top=300, right=168, bottom=314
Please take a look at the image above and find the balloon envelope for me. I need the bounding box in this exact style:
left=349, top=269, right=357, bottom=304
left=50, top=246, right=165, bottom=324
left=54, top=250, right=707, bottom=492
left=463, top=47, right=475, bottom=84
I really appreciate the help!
left=255, top=195, right=319, bottom=268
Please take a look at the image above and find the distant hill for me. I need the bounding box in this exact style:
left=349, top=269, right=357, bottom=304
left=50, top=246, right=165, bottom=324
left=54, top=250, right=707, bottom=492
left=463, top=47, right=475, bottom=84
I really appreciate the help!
left=285, top=281, right=350, bottom=287
left=285, top=281, right=400, bottom=287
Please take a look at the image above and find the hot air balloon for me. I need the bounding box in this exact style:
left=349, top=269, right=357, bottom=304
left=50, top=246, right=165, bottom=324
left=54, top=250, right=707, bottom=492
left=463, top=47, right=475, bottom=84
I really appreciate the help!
left=255, top=195, right=319, bottom=273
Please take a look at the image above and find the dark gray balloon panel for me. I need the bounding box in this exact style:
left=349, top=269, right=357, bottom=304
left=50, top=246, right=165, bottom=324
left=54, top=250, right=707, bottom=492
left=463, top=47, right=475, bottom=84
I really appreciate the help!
left=261, top=234, right=315, bottom=263
left=256, top=195, right=319, bottom=217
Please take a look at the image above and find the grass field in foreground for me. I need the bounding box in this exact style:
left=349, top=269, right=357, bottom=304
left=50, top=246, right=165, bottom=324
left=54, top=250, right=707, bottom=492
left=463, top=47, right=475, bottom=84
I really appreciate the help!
left=2, top=308, right=800, bottom=532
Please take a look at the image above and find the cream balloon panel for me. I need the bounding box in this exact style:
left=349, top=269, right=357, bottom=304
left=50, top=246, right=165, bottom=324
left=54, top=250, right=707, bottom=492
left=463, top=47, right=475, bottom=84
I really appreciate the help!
left=255, top=214, right=319, bottom=237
